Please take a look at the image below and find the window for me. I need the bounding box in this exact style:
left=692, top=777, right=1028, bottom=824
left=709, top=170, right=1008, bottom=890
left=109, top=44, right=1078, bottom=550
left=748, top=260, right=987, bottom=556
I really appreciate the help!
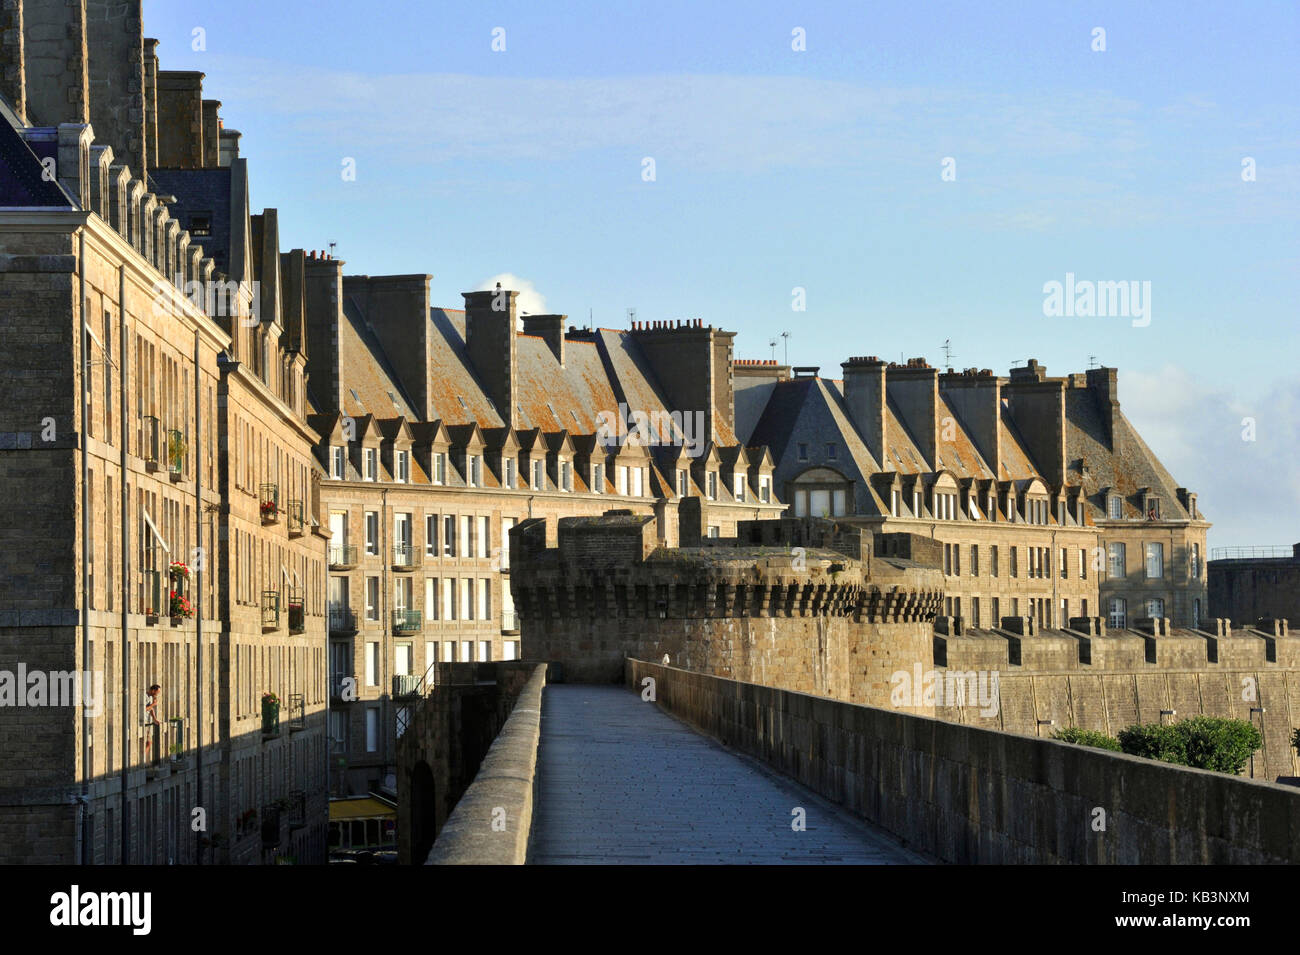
left=395, top=576, right=412, bottom=612
left=443, top=515, right=455, bottom=557
left=364, top=448, right=376, bottom=481
left=1145, top=542, right=1163, bottom=579
left=991, top=597, right=1000, bottom=625
left=891, top=490, right=900, bottom=517
left=364, top=511, right=378, bottom=555
left=478, top=640, right=491, bottom=663
left=991, top=546, right=999, bottom=578
left=460, top=515, right=473, bottom=560
left=1108, top=495, right=1122, bottom=520
left=478, top=516, right=490, bottom=559
left=365, top=707, right=379, bottom=752
left=1108, top=598, right=1127, bottom=629
left=365, top=577, right=379, bottom=621
left=1080, top=547, right=1088, bottom=580
left=189, top=213, right=212, bottom=237
left=592, top=463, right=604, bottom=493
left=425, top=578, right=436, bottom=621
left=504, top=458, right=516, bottom=489
left=707, top=525, right=720, bottom=538
left=533, top=460, right=545, bottom=490
left=1010, top=547, right=1018, bottom=578
left=395, top=450, right=410, bottom=483
left=826, top=443, right=837, bottom=461
left=425, top=515, right=438, bottom=556
left=1146, top=497, right=1161, bottom=520
left=560, top=461, right=571, bottom=492
left=1146, top=597, right=1165, bottom=618
left=706, top=472, right=717, bottom=500
left=970, top=545, right=979, bottom=576
left=734, top=475, right=746, bottom=501
left=832, top=488, right=846, bottom=516
left=676, top=469, right=687, bottom=497
left=797, top=443, right=809, bottom=462
left=760, top=476, right=771, bottom=503
left=617, top=466, right=628, bottom=495
left=1107, top=542, right=1125, bottom=578
left=480, top=579, right=490, bottom=619
left=434, top=453, right=446, bottom=485
left=971, top=597, right=981, bottom=628
left=461, top=579, right=473, bottom=620
left=1190, top=543, right=1201, bottom=579
left=469, top=455, right=481, bottom=487
left=330, top=446, right=345, bottom=479
left=501, top=517, right=516, bottom=570
left=365, top=642, right=379, bottom=686
left=441, top=578, right=454, bottom=620
left=1060, top=547, right=1068, bottom=579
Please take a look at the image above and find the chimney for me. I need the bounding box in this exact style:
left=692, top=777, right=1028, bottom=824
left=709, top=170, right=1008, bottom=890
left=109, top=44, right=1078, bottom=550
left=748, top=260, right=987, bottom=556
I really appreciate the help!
left=86, top=0, right=147, bottom=175
left=201, top=98, right=220, bottom=166
left=142, top=36, right=158, bottom=163
left=885, top=358, right=938, bottom=471
left=0, top=3, right=27, bottom=123
left=1003, top=360, right=1066, bottom=487
left=153, top=70, right=204, bottom=168
left=522, top=314, right=566, bottom=366
left=218, top=126, right=240, bottom=166
left=939, top=367, right=1002, bottom=477
left=463, top=286, right=519, bottom=427
left=344, top=274, right=433, bottom=420
left=20, top=0, right=90, bottom=128
left=630, top=321, right=735, bottom=443
left=841, top=357, right=887, bottom=466
left=279, top=248, right=307, bottom=355
left=1086, top=366, right=1120, bottom=449
left=302, top=252, right=345, bottom=413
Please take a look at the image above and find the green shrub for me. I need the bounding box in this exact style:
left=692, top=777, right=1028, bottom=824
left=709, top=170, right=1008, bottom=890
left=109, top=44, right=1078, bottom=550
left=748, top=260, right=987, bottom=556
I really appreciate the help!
left=1292, top=727, right=1299, bottom=755
left=1119, top=717, right=1262, bottom=775
left=1051, top=727, right=1122, bottom=751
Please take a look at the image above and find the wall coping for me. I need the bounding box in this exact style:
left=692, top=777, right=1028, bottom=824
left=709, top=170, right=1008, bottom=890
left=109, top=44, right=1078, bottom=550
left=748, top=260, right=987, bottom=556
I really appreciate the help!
left=424, top=663, right=547, bottom=865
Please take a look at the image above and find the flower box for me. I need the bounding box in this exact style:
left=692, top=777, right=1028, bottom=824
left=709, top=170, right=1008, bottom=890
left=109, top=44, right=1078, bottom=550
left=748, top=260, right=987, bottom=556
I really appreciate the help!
left=262, top=693, right=281, bottom=736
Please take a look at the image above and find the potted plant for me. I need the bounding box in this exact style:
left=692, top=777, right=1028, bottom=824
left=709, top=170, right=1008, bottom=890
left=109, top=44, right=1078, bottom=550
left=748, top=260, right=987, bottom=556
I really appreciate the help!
left=262, top=691, right=281, bottom=735
left=168, top=560, right=189, bottom=582
left=260, top=499, right=279, bottom=521
left=167, top=431, right=188, bottom=470
left=169, top=589, right=194, bottom=622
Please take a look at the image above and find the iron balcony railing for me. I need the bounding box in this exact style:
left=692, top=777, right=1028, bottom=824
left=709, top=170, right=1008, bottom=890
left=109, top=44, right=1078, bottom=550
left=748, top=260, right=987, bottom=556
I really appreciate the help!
left=392, top=543, right=419, bottom=568
left=259, top=483, right=279, bottom=523
left=287, top=499, right=305, bottom=535
left=288, top=692, right=306, bottom=731
left=393, top=674, right=422, bottom=698
left=501, top=610, right=519, bottom=633
left=392, top=609, right=422, bottom=633
left=141, top=415, right=161, bottom=469
left=328, top=607, right=357, bottom=634
left=142, top=569, right=162, bottom=618
left=262, top=590, right=280, bottom=630
left=328, top=544, right=358, bottom=569
left=287, top=790, right=306, bottom=829
left=1209, top=545, right=1296, bottom=561
left=166, top=428, right=186, bottom=477
left=329, top=672, right=353, bottom=701
left=288, top=592, right=305, bottom=633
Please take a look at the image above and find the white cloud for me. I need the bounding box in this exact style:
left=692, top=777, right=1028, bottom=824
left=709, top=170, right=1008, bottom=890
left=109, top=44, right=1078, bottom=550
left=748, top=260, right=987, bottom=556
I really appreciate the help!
left=1122, top=367, right=1300, bottom=550
left=474, top=273, right=548, bottom=324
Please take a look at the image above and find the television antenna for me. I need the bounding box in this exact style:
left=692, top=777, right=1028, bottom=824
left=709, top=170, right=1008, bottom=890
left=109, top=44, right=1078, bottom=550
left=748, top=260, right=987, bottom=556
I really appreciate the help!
left=942, top=339, right=956, bottom=369
left=780, top=331, right=790, bottom=365
left=769, top=337, right=778, bottom=361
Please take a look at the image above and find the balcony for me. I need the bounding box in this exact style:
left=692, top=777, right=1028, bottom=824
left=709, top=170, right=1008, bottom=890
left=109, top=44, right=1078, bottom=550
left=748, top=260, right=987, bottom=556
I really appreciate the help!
left=392, top=609, right=422, bottom=634
left=261, top=590, right=280, bottom=631
left=328, top=607, right=357, bottom=635
left=287, top=592, right=305, bottom=634
left=259, top=483, right=279, bottom=524
left=393, top=674, right=422, bottom=698
left=142, top=569, right=162, bottom=623
left=287, top=790, right=306, bottom=830
left=166, top=428, right=186, bottom=481
left=261, top=804, right=281, bottom=849
left=392, top=543, right=420, bottom=569
left=288, top=692, right=306, bottom=732
left=329, top=672, right=354, bottom=701
left=328, top=544, right=358, bottom=570
left=501, top=610, right=519, bottom=634
left=141, top=415, right=161, bottom=471
left=167, top=717, right=186, bottom=764
left=261, top=693, right=281, bottom=738
left=287, top=499, right=305, bottom=537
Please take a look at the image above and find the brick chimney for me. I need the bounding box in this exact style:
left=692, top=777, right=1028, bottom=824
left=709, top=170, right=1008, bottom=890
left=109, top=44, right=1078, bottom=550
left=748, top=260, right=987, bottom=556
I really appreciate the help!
left=523, top=314, right=566, bottom=366
left=463, top=287, right=519, bottom=427
left=886, top=358, right=938, bottom=471
left=86, top=0, right=147, bottom=174
left=1003, top=359, right=1066, bottom=487
left=939, top=367, right=1001, bottom=478
left=344, top=274, right=433, bottom=420
left=841, top=357, right=887, bottom=466
left=1085, top=366, right=1120, bottom=449
left=630, top=320, right=735, bottom=441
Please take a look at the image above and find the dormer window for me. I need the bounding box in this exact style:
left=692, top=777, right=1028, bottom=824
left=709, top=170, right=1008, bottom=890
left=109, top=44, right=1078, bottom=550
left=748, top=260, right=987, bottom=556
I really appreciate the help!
left=364, top=448, right=377, bottom=481
left=617, top=465, right=628, bottom=495
left=826, top=443, right=837, bottom=461
left=987, top=493, right=996, bottom=521
left=630, top=467, right=644, bottom=497
left=912, top=490, right=921, bottom=517
left=533, top=460, right=545, bottom=490
left=797, top=443, right=809, bottom=462
left=969, top=495, right=981, bottom=520
left=706, top=471, right=717, bottom=500
left=1146, top=497, right=1161, bottom=520
left=734, top=475, right=746, bottom=501
left=677, top=469, right=688, bottom=497
left=330, top=446, right=344, bottom=480
left=504, top=458, right=516, bottom=489
left=433, top=452, right=446, bottom=485
left=891, top=489, right=901, bottom=517
left=760, top=476, right=771, bottom=503
left=468, top=455, right=482, bottom=487
left=560, top=461, right=572, bottom=492
left=1108, top=495, right=1122, bottom=520
left=592, top=463, right=603, bottom=493
left=395, top=450, right=409, bottom=483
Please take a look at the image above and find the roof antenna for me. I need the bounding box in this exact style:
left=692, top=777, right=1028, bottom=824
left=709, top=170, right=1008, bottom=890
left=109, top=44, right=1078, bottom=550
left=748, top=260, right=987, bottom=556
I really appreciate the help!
left=328, top=241, right=336, bottom=258
left=1088, top=354, right=1098, bottom=369
left=941, top=338, right=956, bottom=370
left=627, top=307, right=636, bottom=326
left=769, top=337, right=777, bottom=361
left=780, top=331, right=790, bottom=365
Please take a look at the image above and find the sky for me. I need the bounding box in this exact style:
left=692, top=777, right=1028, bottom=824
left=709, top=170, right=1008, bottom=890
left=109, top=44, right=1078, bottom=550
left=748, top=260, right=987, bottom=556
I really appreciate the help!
left=147, top=0, right=1300, bottom=548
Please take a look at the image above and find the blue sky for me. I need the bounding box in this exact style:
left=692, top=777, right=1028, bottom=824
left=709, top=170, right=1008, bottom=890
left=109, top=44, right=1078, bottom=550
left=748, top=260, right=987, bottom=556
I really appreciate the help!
left=149, top=0, right=1299, bottom=547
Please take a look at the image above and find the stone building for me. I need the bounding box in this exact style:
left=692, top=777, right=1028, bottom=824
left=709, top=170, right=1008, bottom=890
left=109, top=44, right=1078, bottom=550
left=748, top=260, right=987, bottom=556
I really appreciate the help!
left=306, top=290, right=785, bottom=795
left=738, top=356, right=1209, bottom=631
left=0, top=0, right=327, bottom=863
left=1209, top=544, right=1300, bottom=627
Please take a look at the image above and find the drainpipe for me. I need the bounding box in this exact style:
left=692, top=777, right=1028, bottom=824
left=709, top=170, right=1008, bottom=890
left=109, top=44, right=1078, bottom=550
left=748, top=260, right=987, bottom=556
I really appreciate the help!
left=78, top=227, right=89, bottom=865
left=118, top=264, right=130, bottom=864
left=1051, top=529, right=1059, bottom=627
left=381, top=486, right=390, bottom=781
left=193, top=328, right=203, bottom=864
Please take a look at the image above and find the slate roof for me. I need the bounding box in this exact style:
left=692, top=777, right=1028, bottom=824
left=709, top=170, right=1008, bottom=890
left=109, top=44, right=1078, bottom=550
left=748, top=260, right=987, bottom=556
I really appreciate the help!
left=148, top=167, right=234, bottom=277
left=0, top=120, right=75, bottom=207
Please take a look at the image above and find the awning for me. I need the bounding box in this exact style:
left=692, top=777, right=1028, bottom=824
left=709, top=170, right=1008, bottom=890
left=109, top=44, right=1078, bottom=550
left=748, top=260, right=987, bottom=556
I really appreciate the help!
left=329, top=796, right=396, bottom=822
left=142, top=508, right=169, bottom=553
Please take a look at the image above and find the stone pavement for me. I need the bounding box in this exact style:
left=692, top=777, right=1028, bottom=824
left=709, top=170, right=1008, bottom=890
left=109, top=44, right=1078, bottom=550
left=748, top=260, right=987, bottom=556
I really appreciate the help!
left=529, top=684, right=929, bottom=864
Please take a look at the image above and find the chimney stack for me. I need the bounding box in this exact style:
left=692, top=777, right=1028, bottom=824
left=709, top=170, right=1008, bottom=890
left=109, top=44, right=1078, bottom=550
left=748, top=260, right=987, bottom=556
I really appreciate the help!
left=841, top=357, right=887, bottom=467
left=343, top=274, right=434, bottom=420
left=939, top=367, right=1002, bottom=477
left=463, top=287, right=519, bottom=427
left=886, top=357, right=938, bottom=471
left=523, top=314, right=567, bottom=366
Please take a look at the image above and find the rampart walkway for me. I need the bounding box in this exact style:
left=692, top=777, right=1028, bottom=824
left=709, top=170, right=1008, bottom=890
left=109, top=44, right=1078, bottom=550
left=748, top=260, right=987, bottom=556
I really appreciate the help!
left=529, top=684, right=927, bottom=864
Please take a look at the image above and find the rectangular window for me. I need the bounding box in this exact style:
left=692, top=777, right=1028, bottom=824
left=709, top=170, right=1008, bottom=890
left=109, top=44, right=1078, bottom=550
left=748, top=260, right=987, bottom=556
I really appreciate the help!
left=461, top=579, right=473, bottom=620
left=734, top=475, right=746, bottom=501
left=761, top=477, right=771, bottom=503
left=617, top=466, right=628, bottom=495
left=365, top=707, right=379, bottom=752
left=394, top=577, right=411, bottom=612
left=504, top=458, right=516, bottom=489
left=330, top=446, right=345, bottom=479
left=971, top=597, right=981, bottom=628
left=444, top=515, right=455, bottom=557
left=632, top=467, right=643, bottom=497
left=706, top=472, right=717, bottom=500
left=533, top=460, right=545, bottom=490
left=1060, top=547, right=1068, bottom=579
left=992, top=597, right=1000, bottom=626
left=364, top=511, right=379, bottom=556
left=425, top=577, right=436, bottom=621
left=1145, top=542, right=1164, bottom=579
left=1108, top=598, right=1127, bottom=629
left=460, top=640, right=472, bottom=664
left=461, top=515, right=472, bottom=560
left=1146, top=497, right=1161, bottom=520
left=396, top=450, right=409, bottom=483
left=913, top=490, right=921, bottom=517
left=560, top=461, right=571, bottom=492
left=592, top=462, right=604, bottom=493
left=364, top=448, right=376, bottom=481
left=477, top=640, right=490, bottom=662
left=832, top=488, right=846, bottom=516
left=797, top=443, right=808, bottom=461
left=891, top=490, right=900, bottom=517
left=479, top=579, right=490, bottom=620
left=441, top=578, right=454, bottom=621
left=501, top=517, right=516, bottom=570
left=365, top=642, right=379, bottom=686
left=478, top=516, right=489, bottom=559
left=425, top=514, right=438, bottom=556
left=434, top=453, right=446, bottom=485
left=1108, top=496, right=1123, bottom=520
left=970, top=545, right=979, bottom=576
left=1080, top=547, right=1088, bottom=580
left=1108, top=542, right=1126, bottom=578
left=1146, top=597, right=1165, bottom=618
left=678, top=470, right=688, bottom=497
left=826, top=443, right=837, bottom=460
left=1190, top=543, right=1201, bottom=579
left=991, top=546, right=999, bottom=577
left=365, top=577, right=379, bottom=621
left=469, top=455, right=481, bottom=487
left=1010, top=547, right=1018, bottom=578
